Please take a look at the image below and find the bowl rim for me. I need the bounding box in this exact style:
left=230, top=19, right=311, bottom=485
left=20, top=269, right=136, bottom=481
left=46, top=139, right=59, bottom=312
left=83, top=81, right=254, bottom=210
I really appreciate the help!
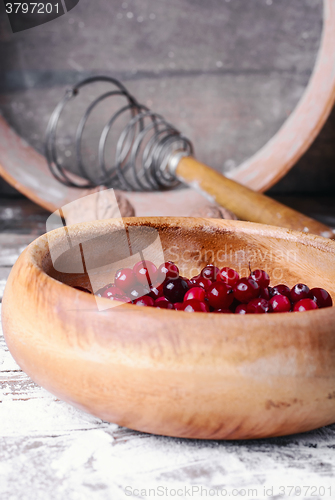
left=23, top=216, right=335, bottom=324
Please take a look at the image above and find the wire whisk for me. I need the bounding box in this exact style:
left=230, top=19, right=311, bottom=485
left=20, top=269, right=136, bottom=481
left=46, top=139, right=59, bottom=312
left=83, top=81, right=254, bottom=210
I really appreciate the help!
left=45, top=75, right=193, bottom=191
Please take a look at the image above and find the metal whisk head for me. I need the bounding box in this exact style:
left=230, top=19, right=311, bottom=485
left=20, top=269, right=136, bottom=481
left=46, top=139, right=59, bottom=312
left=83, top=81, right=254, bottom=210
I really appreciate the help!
left=45, top=76, right=193, bottom=191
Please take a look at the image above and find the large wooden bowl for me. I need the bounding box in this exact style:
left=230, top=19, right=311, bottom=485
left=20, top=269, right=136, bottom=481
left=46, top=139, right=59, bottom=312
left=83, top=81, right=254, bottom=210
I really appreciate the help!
left=2, top=217, right=335, bottom=440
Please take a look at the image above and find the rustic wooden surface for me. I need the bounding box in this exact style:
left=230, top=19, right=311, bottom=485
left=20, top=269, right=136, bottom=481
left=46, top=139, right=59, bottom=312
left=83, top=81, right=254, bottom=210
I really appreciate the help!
left=1, top=196, right=335, bottom=499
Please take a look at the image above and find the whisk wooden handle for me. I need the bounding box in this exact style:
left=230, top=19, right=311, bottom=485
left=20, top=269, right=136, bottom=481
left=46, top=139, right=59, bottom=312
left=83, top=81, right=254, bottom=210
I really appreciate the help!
left=175, top=156, right=334, bottom=238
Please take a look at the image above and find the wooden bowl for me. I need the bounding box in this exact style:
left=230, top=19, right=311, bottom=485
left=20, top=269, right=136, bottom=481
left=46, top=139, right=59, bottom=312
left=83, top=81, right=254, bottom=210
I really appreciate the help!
left=2, top=217, right=335, bottom=440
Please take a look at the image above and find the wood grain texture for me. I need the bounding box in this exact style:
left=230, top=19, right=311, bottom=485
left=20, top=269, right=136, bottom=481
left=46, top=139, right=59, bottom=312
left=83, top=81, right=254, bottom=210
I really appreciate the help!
left=176, top=156, right=335, bottom=237
left=2, top=217, right=335, bottom=440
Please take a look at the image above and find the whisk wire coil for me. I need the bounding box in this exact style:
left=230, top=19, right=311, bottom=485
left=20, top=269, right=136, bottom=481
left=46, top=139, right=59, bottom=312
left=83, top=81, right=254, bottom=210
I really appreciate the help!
left=45, top=75, right=193, bottom=191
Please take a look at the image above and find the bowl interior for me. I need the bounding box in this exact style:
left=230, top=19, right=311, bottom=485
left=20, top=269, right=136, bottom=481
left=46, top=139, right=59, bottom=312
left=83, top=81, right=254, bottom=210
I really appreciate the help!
left=41, top=218, right=335, bottom=302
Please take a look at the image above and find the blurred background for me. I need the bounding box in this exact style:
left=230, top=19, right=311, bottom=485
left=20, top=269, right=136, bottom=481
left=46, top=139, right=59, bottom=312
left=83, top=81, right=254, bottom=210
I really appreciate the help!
left=0, top=0, right=334, bottom=200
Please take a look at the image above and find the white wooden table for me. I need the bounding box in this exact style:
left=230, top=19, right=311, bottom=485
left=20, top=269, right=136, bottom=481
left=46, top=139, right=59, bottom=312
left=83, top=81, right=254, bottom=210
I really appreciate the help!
left=1, top=198, right=335, bottom=500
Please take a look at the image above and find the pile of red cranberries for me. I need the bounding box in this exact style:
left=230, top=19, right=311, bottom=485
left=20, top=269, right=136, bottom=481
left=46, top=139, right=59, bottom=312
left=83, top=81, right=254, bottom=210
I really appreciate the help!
left=90, top=261, right=333, bottom=314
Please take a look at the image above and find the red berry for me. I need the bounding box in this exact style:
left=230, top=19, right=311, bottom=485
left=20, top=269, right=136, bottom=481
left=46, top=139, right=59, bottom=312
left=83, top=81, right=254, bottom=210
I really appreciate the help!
left=158, top=261, right=179, bottom=281
left=154, top=297, right=174, bottom=309
left=259, top=287, right=270, bottom=300
left=269, top=295, right=291, bottom=313
left=180, top=299, right=209, bottom=312
left=235, top=304, right=248, bottom=314
left=246, top=298, right=269, bottom=314
left=185, top=279, right=195, bottom=289
left=190, top=275, right=212, bottom=290
left=308, top=288, right=333, bottom=308
left=207, top=282, right=233, bottom=309
left=101, top=259, right=329, bottom=316
left=163, top=278, right=189, bottom=303
left=102, top=285, right=124, bottom=297
left=134, top=296, right=155, bottom=307
left=148, top=283, right=165, bottom=300
left=290, top=283, right=310, bottom=302
left=184, top=286, right=206, bottom=302
left=270, top=285, right=291, bottom=298
left=201, top=265, right=220, bottom=281
left=218, top=267, right=240, bottom=287
left=133, top=260, right=158, bottom=286
left=102, top=286, right=130, bottom=303
left=233, top=277, right=260, bottom=303
left=180, top=277, right=193, bottom=288
left=250, top=269, right=270, bottom=288
left=293, top=298, right=318, bottom=312
left=213, top=308, right=232, bottom=313
left=128, top=284, right=149, bottom=301
left=115, top=268, right=136, bottom=292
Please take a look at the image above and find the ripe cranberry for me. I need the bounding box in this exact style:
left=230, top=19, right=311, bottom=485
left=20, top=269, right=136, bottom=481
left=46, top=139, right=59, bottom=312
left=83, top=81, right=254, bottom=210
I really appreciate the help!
left=114, top=268, right=136, bottom=292
left=293, top=298, right=318, bottom=312
left=128, top=284, right=149, bottom=301
left=290, top=283, right=310, bottom=302
left=259, top=287, right=270, bottom=300
left=180, top=299, right=209, bottom=312
left=218, top=267, right=240, bottom=287
left=235, top=304, right=248, bottom=314
left=269, top=295, right=291, bottom=313
left=134, top=296, right=155, bottom=307
left=207, top=282, right=233, bottom=309
left=102, top=286, right=130, bottom=303
left=148, top=283, right=165, bottom=300
left=250, top=269, right=270, bottom=288
left=270, top=284, right=291, bottom=298
left=233, top=277, right=260, bottom=303
left=184, top=286, right=206, bottom=302
left=163, top=277, right=189, bottom=303
left=154, top=297, right=174, bottom=309
left=201, top=265, right=220, bottom=281
left=95, top=283, right=113, bottom=296
left=158, top=261, right=179, bottom=281
left=133, top=260, right=158, bottom=286
left=308, top=288, right=332, bottom=308
left=102, top=285, right=124, bottom=297
left=180, top=277, right=193, bottom=287
left=246, top=298, right=269, bottom=314
left=190, top=275, right=212, bottom=290
left=73, top=286, right=92, bottom=293
left=99, top=259, right=329, bottom=316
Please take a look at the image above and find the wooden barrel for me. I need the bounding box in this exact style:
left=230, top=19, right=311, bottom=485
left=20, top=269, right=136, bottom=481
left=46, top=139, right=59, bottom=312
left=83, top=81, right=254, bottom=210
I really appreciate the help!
left=0, top=0, right=335, bottom=210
